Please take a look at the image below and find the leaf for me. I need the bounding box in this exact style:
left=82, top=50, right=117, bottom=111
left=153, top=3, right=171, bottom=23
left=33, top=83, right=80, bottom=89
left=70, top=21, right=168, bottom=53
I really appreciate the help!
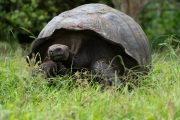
left=30, top=36, right=36, bottom=39
left=168, top=100, right=176, bottom=120
left=20, top=27, right=37, bottom=40
left=159, top=43, right=167, bottom=46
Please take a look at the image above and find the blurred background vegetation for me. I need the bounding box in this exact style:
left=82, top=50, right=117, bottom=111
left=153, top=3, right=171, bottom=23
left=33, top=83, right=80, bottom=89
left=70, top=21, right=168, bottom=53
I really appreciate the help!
left=0, top=0, right=179, bottom=51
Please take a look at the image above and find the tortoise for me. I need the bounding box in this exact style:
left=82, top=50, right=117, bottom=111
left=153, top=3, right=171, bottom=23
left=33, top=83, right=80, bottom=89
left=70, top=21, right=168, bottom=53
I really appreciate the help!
left=27, top=3, right=151, bottom=83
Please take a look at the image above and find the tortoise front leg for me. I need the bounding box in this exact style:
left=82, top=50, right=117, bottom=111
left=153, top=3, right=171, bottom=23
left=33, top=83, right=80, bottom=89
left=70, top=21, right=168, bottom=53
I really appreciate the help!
left=33, top=60, right=67, bottom=78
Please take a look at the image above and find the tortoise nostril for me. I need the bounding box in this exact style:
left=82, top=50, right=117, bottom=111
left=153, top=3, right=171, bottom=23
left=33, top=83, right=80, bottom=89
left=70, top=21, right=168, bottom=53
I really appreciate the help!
left=49, top=50, right=53, bottom=54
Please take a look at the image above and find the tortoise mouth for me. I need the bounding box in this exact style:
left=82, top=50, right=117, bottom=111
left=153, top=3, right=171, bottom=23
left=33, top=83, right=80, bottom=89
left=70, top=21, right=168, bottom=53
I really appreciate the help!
left=50, top=54, right=63, bottom=61
left=51, top=53, right=69, bottom=62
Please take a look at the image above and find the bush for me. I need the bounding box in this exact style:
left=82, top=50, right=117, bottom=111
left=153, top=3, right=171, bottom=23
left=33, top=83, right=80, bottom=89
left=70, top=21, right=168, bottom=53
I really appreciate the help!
left=0, top=0, right=64, bottom=43
left=139, top=0, right=180, bottom=49
left=0, top=0, right=179, bottom=50
left=0, top=0, right=113, bottom=44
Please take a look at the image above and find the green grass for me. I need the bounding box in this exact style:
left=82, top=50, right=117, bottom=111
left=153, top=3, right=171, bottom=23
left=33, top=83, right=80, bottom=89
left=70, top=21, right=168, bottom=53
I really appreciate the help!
left=0, top=47, right=180, bottom=120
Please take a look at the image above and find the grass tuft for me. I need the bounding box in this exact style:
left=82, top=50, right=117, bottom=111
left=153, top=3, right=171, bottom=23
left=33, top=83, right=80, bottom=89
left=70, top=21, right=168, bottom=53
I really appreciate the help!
left=1, top=39, right=180, bottom=119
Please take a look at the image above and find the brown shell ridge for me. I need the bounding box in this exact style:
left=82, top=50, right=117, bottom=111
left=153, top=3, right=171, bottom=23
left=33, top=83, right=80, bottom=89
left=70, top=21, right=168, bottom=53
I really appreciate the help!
left=113, top=9, right=150, bottom=67
left=109, top=10, right=141, bottom=61
left=108, top=12, right=141, bottom=64
left=136, top=23, right=152, bottom=64
left=31, top=36, right=53, bottom=52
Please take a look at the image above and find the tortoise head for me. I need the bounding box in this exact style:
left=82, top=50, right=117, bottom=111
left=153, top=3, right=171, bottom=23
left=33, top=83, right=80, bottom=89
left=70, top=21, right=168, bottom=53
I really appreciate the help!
left=48, top=44, right=70, bottom=62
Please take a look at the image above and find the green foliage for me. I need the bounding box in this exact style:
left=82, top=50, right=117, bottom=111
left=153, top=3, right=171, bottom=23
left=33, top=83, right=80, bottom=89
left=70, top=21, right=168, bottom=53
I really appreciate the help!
left=20, top=27, right=36, bottom=39
left=0, top=0, right=58, bottom=42
left=0, top=0, right=113, bottom=43
left=0, top=45, right=180, bottom=119
left=140, top=0, right=180, bottom=49
left=159, top=35, right=180, bottom=56
left=0, top=0, right=179, bottom=50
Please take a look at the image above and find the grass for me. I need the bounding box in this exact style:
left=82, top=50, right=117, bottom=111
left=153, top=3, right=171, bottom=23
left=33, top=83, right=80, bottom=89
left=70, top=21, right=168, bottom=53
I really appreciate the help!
left=0, top=45, right=180, bottom=120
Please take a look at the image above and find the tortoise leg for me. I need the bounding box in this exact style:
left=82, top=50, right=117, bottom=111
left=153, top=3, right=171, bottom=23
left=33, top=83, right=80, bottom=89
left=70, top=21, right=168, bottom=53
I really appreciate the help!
left=90, top=59, right=119, bottom=86
left=33, top=60, right=58, bottom=78
left=33, top=60, right=67, bottom=78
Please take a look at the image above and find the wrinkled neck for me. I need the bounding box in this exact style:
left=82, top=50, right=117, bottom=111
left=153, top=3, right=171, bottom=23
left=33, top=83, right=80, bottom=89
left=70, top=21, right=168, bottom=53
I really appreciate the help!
left=61, top=51, right=74, bottom=68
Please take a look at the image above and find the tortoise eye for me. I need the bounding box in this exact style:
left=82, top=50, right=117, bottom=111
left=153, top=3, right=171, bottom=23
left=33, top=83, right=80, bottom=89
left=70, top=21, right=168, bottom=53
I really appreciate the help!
left=56, top=48, right=62, bottom=51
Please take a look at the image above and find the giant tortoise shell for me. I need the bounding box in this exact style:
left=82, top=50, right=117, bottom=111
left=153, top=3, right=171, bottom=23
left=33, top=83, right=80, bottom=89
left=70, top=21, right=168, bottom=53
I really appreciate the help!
left=28, top=3, right=151, bottom=79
